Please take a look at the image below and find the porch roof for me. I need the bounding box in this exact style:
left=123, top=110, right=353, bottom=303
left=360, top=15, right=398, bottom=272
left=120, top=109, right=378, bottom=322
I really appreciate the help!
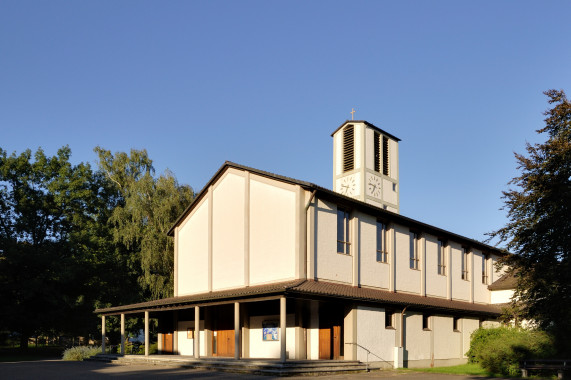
left=95, top=279, right=503, bottom=317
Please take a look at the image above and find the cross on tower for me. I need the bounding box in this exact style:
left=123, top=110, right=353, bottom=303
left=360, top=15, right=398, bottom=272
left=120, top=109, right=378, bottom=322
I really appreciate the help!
left=350, top=108, right=356, bottom=120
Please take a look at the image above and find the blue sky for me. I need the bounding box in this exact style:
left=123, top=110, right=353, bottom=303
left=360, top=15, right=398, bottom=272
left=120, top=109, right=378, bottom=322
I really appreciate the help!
left=1, top=1, right=570, bottom=244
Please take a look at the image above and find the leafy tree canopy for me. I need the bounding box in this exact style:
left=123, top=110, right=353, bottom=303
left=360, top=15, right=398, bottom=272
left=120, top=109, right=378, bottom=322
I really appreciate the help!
left=491, top=89, right=571, bottom=351
left=94, top=147, right=194, bottom=300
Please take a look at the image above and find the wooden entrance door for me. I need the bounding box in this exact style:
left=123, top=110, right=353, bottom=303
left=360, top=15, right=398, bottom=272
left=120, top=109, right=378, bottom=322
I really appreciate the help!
left=213, top=330, right=234, bottom=357
left=319, top=309, right=343, bottom=360
left=162, top=333, right=173, bottom=354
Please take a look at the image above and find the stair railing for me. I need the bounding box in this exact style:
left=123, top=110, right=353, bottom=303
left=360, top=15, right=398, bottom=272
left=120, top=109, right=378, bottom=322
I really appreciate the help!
left=344, top=342, right=394, bottom=372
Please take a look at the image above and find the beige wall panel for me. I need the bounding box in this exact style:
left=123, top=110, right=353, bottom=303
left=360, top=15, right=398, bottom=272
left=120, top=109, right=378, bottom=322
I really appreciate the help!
left=404, top=313, right=431, bottom=360
left=249, top=179, right=296, bottom=285
left=177, top=200, right=209, bottom=295
left=355, top=123, right=363, bottom=170
left=248, top=315, right=295, bottom=359
left=473, top=250, right=489, bottom=303
left=425, top=234, right=447, bottom=298
left=334, top=133, right=342, bottom=176
left=389, top=139, right=398, bottom=180
left=450, top=243, right=470, bottom=301
left=433, top=316, right=460, bottom=359
left=382, top=178, right=398, bottom=205
left=365, top=128, right=374, bottom=171
left=462, top=318, right=480, bottom=358
left=395, top=225, right=421, bottom=293
left=315, top=199, right=353, bottom=283
left=356, top=306, right=395, bottom=363
left=212, top=173, right=245, bottom=290
left=359, top=213, right=390, bottom=289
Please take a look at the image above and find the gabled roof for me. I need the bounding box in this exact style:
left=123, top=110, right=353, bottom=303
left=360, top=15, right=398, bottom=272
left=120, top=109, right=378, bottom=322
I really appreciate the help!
left=488, top=273, right=517, bottom=291
left=95, top=279, right=502, bottom=317
left=167, top=161, right=506, bottom=257
left=330, top=120, right=401, bottom=141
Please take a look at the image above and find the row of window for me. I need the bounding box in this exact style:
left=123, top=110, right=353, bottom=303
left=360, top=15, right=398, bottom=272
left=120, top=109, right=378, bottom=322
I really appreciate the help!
left=384, top=311, right=462, bottom=332
left=337, top=208, right=491, bottom=284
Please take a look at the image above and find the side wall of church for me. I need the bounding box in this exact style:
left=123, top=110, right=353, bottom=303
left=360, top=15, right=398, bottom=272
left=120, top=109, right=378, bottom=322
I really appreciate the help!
left=312, top=201, right=503, bottom=302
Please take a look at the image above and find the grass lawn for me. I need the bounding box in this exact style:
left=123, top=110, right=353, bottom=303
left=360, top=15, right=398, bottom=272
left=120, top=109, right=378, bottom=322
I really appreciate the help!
left=401, top=363, right=495, bottom=376
left=0, top=346, right=64, bottom=362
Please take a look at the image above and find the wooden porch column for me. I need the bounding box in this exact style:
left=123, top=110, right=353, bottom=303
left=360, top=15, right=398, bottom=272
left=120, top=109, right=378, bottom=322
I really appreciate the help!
left=120, top=313, right=125, bottom=355
left=101, top=315, right=106, bottom=354
left=194, top=306, right=200, bottom=358
left=144, top=311, right=149, bottom=357
left=280, top=297, right=287, bottom=363
left=234, top=302, right=240, bottom=359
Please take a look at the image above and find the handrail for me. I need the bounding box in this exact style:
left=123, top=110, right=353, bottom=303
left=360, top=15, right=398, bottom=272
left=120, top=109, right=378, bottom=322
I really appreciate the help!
left=345, top=342, right=394, bottom=371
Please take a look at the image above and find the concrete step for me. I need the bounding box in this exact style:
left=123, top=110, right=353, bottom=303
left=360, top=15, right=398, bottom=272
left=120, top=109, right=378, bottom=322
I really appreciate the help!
left=88, top=354, right=369, bottom=376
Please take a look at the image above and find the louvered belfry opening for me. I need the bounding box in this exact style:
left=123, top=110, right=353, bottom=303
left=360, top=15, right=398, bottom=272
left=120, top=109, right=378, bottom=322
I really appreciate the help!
left=342, top=125, right=354, bottom=172
left=374, top=132, right=381, bottom=173
left=382, top=136, right=389, bottom=176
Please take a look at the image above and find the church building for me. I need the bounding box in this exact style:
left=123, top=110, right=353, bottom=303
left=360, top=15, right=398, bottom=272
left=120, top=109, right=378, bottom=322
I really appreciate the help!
left=96, top=120, right=507, bottom=368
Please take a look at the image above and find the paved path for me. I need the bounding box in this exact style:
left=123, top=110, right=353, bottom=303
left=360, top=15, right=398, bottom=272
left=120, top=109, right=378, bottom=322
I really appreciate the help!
left=0, top=359, right=505, bottom=379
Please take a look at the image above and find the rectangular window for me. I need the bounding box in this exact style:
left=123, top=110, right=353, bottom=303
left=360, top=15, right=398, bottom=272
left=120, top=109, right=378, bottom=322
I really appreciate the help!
left=453, top=317, right=461, bottom=332
left=337, top=208, right=351, bottom=255
left=410, top=232, right=420, bottom=270
left=342, top=125, right=354, bottom=172
left=437, top=239, right=446, bottom=275
left=422, top=314, right=431, bottom=330
left=382, top=136, right=389, bottom=176
left=482, top=254, right=489, bottom=284
left=376, top=221, right=388, bottom=263
left=461, top=247, right=469, bottom=280
left=385, top=310, right=394, bottom=328
left=374, top=132, right=381, bottom=173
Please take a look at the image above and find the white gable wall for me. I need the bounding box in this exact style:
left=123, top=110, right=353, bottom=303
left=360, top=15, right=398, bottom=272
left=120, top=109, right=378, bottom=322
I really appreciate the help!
left=212, top=172, right=246, bottom=290
left=177, top=199, right=209, bottom=295
left=249, top=176, right=296, bottom=285
left=175, top=168, right=300, bottom=294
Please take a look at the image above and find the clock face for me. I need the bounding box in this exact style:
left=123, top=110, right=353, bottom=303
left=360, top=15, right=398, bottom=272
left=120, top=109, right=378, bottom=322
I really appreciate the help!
left=366, top=174, right=382, bottom=198
left=339, top=176, right=356, bottom=196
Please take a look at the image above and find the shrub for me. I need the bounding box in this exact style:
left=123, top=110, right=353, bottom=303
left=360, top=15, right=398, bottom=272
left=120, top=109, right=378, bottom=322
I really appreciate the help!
left=467, top=327, right=555, bottom=376
left=62, top=346, right=101, bottom=361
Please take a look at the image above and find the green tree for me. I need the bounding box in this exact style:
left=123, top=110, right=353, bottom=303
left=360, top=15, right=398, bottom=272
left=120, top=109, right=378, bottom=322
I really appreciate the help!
left=491, top=89, right=571, bottom=352
left=94, top=147, right=193, bottom=300
left=0, top=147, right=109, bottom=347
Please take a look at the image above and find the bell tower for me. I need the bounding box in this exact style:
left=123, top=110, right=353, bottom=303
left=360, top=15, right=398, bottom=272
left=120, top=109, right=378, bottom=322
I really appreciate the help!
left=332, top=120, right=400, bottom=213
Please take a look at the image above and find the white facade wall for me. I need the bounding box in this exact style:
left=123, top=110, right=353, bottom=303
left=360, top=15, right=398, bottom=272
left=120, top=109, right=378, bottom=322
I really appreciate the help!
left=356, top=306, right=395, bottom=364
left=473, top=250, right=490, bottom=304
left=177, top=320, right=206, bottom=356
left=248, top=315, right=296, bottom=359
left=425, top=234, right=447, bottom=298
left=462, top=318, right=480, bottom=358
left=249, top=177, right=296, bottom=285
left=395, top=226, right=421, bottom=293
left=491, top=289, right=514, bottom=304
left=450, top=243, right=470, bottom=301
left=433, top=316, right=461, bottom=359
left=177, top=199, right=209, bottom=295
left=315, top=199, right=352, bottom=283
left=358, top=214, right=390, bottom=289
left=404, top=313, right=431, bottom=361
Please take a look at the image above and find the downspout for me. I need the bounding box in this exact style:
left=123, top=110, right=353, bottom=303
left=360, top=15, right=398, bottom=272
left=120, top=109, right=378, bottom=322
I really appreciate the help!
left=400, top=306, right=408, bottom=348
left=303, top=190, right=317, bottom=279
